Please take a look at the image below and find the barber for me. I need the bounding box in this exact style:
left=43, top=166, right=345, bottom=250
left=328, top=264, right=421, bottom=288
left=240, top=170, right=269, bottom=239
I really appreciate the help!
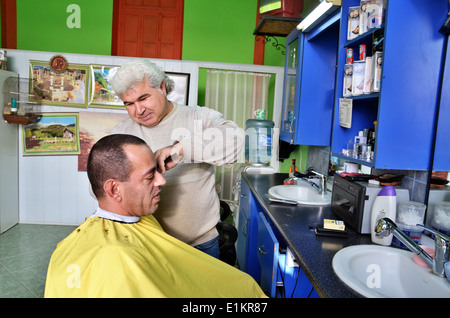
left=110, top=59, right=244, bottom=258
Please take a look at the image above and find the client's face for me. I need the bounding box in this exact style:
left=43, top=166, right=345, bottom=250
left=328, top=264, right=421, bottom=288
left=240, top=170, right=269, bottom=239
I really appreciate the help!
left=120, top=144, right=166, bottom=216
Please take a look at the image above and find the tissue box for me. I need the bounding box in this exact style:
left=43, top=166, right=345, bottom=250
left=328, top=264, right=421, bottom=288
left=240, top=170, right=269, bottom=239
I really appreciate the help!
left=372, top=51, right=382, bottom=92
left=343, top=64, right=353, bottom=97
left=352, top=60, right=365, bottom=96
left=347, top=6, right=360, bottom=40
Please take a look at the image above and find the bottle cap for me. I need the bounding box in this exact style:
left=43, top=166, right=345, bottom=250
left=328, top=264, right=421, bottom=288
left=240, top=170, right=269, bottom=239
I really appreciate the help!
left=378, top=185, right=396, bottom=196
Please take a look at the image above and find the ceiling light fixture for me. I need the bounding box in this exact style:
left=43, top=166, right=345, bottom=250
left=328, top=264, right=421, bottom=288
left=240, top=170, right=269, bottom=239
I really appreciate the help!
left=296, top=0, right=341, bottom=32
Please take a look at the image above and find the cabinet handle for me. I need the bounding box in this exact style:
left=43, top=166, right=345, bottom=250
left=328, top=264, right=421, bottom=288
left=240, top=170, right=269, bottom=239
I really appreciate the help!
left=242, top=220, right=248, bottom=237
left=258, top=246, right=267, bottom=255
left=289, top=116, right=296, bottom=133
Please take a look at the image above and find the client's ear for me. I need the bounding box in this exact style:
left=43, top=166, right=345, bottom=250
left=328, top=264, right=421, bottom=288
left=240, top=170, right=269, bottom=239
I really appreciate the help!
left=103, top=179, right=122, bottom=202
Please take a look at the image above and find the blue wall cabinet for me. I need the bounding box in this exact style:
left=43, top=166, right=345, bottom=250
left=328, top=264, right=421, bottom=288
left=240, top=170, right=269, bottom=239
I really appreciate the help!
left=433, top=36, right=450, bottom=171
left=280, top=10, right=340, bottom=146
left=331, top=0, right=448, bottom=170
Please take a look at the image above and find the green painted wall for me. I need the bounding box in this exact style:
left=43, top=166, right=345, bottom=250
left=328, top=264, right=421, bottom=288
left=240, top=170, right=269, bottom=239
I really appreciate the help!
left=182, top=0, right=257, bottom=64
left=10, top=0, right=299, bottom=173
left=16, top=0, right=113, bottom=55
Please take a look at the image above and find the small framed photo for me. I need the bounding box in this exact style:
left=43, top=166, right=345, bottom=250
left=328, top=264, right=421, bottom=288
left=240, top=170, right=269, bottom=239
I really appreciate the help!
left=22, top=113, right=80, bottom=156
left=166, top=72, right=190, bottom=105
left=29, top=60, right=89, bottom=107
left=88, top=65, right=123, bottom=108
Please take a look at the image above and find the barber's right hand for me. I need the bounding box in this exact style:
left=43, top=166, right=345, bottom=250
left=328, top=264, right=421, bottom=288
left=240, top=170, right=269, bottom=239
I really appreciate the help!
left=155, top=142, right=184, bottom=174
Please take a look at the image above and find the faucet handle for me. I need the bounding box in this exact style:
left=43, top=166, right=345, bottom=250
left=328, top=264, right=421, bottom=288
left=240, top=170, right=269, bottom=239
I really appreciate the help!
left=417, top=224, right=450, bottom=247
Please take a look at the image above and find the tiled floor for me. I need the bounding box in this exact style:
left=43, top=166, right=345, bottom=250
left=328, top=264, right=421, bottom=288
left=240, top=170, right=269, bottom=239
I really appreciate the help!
left=0, top=224, right=76, bottom=298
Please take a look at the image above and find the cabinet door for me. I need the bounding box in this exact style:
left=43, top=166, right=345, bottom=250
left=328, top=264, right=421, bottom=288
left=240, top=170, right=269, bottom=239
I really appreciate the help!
left=236, top=180, right=251, bottom=271
left=433, top=37, right=450, bottom=171
left=280, top=29, right=301, bottom=144
left=236, top=207, right=249, bottom=272
left=280, top=11, right=340, bottom=146
left=278, top=253, right=320, bottom=298
left=295, top=12, right=339, bottom=146
left=257, top=212, right=280, bottom=298
left=236, top=179, right=261, bottom=281
left=375, top=0, right=446, bottom=169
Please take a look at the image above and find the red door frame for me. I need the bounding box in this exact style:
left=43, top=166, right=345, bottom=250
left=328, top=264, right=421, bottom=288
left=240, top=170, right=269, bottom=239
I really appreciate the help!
left=1, top=0, right=17, bottom=49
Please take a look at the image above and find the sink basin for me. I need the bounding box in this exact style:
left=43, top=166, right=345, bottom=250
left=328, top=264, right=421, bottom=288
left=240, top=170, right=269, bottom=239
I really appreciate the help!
left=268, top=183, right=331, bottom=206
left=332, top=244, right=450, bottom=298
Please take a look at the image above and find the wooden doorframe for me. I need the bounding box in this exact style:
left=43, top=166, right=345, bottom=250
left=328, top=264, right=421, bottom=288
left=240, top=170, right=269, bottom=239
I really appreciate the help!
left=253, top=8, right=265, bottom=65
left=1, top=0, right=17, bottom=49
left=111, top=0, right=120, bottom=56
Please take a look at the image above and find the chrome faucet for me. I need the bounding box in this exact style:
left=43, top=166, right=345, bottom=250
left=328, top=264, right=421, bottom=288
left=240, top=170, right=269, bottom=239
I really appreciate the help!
left=309, top=169, right=327, bottom=195
left=375, top=218, right=450, bottom=278
left=284, top=167, right=327, bottom=195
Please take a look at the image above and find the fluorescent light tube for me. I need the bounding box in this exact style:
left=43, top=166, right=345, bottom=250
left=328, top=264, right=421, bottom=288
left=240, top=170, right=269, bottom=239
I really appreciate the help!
left=296, top=1, right=335, bottom=32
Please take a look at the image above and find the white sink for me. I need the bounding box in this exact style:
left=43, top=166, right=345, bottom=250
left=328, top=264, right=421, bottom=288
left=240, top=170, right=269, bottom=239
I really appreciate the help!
left=332, top=244, right=450, bottom=298
left=268, top=183, right=331, bottom=206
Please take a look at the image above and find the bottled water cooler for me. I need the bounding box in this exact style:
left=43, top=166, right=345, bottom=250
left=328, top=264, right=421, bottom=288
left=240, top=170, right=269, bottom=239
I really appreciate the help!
left=245, top=119, right=274, bottom=165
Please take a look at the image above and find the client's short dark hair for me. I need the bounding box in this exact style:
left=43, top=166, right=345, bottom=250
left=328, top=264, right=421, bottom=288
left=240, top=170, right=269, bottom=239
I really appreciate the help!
left=87, top=134, right=147, bottom=198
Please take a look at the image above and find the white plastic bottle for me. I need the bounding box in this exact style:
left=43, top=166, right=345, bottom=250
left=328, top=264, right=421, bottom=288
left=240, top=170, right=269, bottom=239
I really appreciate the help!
left=370, top=185, right=397, bottom=245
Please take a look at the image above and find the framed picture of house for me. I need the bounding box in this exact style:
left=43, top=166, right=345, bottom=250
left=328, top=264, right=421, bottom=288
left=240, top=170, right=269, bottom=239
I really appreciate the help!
left=22, top=113, right=80, bottom=156
left=88, top=65, right=124, bottom=108
left=29, top=60, right=89, bottom=107
left=166, top=72, right=190, bottom=105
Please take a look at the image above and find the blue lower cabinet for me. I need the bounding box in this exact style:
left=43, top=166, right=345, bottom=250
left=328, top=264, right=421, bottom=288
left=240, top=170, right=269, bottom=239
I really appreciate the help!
left=237, top=179, right=320, bottom=297
left=257, top=213, right=280, bottom=297
left=256, top=212, right=320, bottom=298
left=278, top=253, right=320, bottom=298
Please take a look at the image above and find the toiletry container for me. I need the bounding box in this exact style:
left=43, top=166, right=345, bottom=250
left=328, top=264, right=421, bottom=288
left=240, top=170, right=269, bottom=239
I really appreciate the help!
left=371, top=185, right=397, bottom=245
left=431, top=201, right=450, bottom=237
left=392, top=201, right=426, bottom=248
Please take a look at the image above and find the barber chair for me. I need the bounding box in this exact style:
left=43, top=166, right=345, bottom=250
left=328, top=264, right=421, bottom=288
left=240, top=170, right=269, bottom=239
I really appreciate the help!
left=216, top=201, right=237, bottom=266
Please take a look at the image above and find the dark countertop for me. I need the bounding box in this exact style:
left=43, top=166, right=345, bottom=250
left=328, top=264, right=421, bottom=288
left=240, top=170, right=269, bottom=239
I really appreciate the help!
left=242, top=172, right=373, bottom=298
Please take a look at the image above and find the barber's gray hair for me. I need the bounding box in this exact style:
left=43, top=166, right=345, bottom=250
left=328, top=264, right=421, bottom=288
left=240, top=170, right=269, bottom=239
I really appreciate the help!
left=111, top=59, right=174, bottom=97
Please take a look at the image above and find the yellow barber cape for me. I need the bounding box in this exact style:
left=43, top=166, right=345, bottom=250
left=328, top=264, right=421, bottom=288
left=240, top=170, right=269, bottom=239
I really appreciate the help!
left=44, top=215, right=266, bottom=298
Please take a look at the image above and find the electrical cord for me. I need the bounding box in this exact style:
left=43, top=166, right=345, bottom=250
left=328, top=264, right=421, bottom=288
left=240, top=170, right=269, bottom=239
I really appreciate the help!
left=276, top=262, right=285, bottom=298
left=290, top=265, right=300, bottom=298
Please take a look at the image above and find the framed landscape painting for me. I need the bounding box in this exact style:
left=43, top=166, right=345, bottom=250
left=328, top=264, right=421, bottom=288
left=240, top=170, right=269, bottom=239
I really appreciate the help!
left=22, top=113, right=80, bottom=156
left=88, top=65, right=123, bottom=108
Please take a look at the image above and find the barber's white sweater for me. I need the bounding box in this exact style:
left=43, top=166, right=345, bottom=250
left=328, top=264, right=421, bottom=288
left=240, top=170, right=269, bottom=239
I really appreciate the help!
left=111, top=103, right=244, bottom=246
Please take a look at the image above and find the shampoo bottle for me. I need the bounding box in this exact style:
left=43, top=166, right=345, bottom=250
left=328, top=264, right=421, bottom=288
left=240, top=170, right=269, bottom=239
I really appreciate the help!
left=370, top=185, right=397, bottom=245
